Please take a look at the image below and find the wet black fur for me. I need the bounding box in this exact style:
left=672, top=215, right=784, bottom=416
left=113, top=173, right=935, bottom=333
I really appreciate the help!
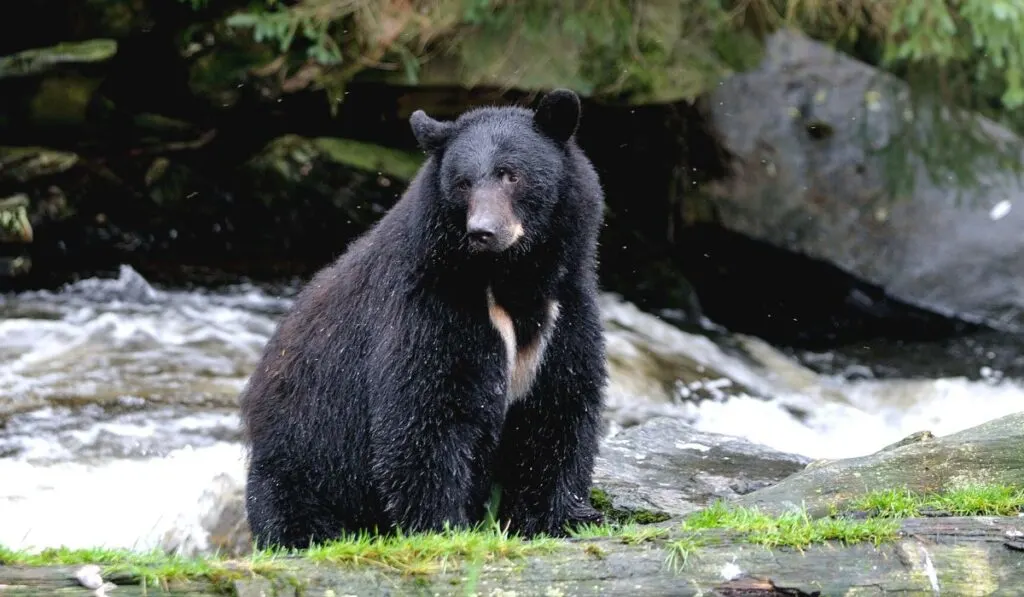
left=240, top=90, right=607, bottom=549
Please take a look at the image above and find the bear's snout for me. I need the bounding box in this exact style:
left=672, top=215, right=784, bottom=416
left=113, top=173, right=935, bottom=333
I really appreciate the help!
left=466, top=187, right=523, bottom=253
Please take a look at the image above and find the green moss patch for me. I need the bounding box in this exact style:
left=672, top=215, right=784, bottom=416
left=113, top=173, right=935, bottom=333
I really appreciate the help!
left=302, top=525, right=560, bottom=575
left=570, top=522, right=670, bottom=545
left=311, top=137, right=424, bottom=180
left=0, top=544, right=285, bottom=588
left=681, top=501, right=900, bottom=550
left=849, top=483, right=1024, bottom=518
left=0, top=523, right=559, bottom=585
left=588, top=487, right=672, bottom=526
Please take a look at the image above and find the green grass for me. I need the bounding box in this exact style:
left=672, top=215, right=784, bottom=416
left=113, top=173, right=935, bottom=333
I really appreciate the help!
left=570, top=521, right=670, bottom=545
left=302, top=524, right=560, bottom=575
left=0, top=544, right=286, bottom=589
left=849, top=483, right=1024, bottom=518
left=0, top=522, right=559, bottom=586
left=661, top=483, right=1024, bottom=572
left=664, top=536, right=705, bottom=572
left=680, top=501, right=900, bottom=551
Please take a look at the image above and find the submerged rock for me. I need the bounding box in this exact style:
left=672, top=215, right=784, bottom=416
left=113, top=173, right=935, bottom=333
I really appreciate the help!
left=592, top=416, right=810, bottom=521
left=704, top=29, right=1024, bottom=331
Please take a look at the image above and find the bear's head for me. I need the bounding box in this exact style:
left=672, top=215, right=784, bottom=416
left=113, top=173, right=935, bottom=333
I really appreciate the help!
left=409, top=89, right=582, bottom=257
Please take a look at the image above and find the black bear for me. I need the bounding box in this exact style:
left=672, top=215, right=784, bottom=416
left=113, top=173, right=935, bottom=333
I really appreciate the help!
left=239, top=89, right=607, bottom=549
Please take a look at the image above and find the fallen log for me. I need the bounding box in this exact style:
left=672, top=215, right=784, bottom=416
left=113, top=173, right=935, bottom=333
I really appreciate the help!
left=3, top=516, right=1023, bottom=596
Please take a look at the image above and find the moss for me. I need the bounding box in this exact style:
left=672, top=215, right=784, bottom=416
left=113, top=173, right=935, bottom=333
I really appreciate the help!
left=0, top=522, right=559, bottom=583
left=0, top=146, right=80, bottom=182
left=588, top=487, right=672, bottom=526
left=588, top=487, right=614, bottom=514
left=0, top=39, right=118, bottom=79
left=0, top=544, right=284, bottom=588
left=628, top=510, right=673, bottom=525
left=28, top=76, right=104, bottom=126
left=303, top=524, right=560, bottom=575
left=662, top=482, right=1024, bottom=571
left=680, top=501, right=900, bottom=550
left=311, top=137, right=424, bottom=180
left=0, top=194, right=33, bottom=243
left=583, top=544, right=607, bottom=559
left=849, top=483, right=1024, bottom=518
left=251, top=135, right=424, bottom=187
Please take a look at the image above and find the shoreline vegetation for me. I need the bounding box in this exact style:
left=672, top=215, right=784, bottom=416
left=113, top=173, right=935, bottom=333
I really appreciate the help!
left=2, top=483, right=1021, bottom=593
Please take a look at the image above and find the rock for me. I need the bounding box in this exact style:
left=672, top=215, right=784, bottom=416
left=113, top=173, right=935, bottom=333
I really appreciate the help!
left=0, top=194, right=33, bottom=243
left=703, top=29, right=1024, bottom=331
left=0, top=146, right=79, bottom=183
left=0, top=256, right=31, bottom=277
left=599, top=294, right=765, bottom=414
left=248, top=135, right=423, bottom=184
left=735, top=411, right=1024, bottom=517
left=0, top=39, right=117, bottom=79
left=597, top=293, right=854, bottom=427
left=235, top=134, right=422, bottom=250
left=592, top=417, right=811, bottom=521
left=199, top=474, right=251, bottom=557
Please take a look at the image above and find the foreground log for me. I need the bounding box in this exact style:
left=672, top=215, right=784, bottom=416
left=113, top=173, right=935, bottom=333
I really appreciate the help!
left=3, top=516, right=1023, bottom=596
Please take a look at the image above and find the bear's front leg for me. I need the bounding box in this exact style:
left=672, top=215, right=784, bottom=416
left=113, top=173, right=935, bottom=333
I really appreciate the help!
left=369, top=364, right=505, bottom=534
left=494, top=294, right=607, bottom=537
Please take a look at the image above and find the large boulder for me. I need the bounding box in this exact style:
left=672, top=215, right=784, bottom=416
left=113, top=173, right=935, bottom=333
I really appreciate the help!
left=703, top=30, right=1024, bottom=332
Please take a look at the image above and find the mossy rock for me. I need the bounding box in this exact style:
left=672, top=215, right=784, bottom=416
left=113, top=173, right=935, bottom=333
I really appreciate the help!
left=736, top=411, right=1024, bottom=517
left=589, top=487, right=671, bottom=525
left=0, top=194, right=33, bottom=243
left=249, top=135, right=423, bottom=186
left=0, top=147, right=80, bottom=183
left=0, top=39, right=117, bottom=79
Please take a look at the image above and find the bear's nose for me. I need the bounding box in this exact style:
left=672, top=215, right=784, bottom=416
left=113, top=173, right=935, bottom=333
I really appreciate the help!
left=467, top=226, right=495, bottom=247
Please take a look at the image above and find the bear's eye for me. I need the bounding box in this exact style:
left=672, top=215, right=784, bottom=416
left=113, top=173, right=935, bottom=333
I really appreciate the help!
left=498, top=169, right=519, bottom=185
left=455, top=179, right=472, bottom=192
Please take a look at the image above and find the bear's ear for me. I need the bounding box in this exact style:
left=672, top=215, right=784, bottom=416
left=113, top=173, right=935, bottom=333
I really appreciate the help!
left=410, top=110, right=454, bottom=153
left=534, top=88, right=581, bottom=144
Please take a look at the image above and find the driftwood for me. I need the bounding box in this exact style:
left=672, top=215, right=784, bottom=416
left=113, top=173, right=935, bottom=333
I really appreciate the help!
left=3, top=516, right=1023, bottom=596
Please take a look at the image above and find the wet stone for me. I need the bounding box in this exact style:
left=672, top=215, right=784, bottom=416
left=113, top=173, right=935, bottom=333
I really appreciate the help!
left=592, top=416, right=811, bottom=521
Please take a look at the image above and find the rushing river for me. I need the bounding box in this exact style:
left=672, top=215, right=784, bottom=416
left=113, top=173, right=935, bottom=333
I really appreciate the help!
left=1, top=266, right=1022, bottom=555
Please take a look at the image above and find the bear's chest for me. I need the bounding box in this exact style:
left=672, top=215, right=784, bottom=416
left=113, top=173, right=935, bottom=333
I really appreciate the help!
left=485, top=288, right=560, bottom=404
